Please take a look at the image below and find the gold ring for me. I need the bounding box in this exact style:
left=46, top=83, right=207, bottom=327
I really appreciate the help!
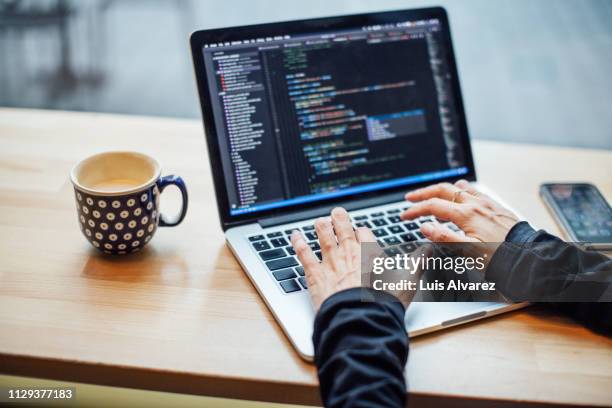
left=452, top=189, right=468, bottom=203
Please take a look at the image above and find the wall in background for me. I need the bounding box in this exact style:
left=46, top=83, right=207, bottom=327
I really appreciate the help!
left=1, top=0, right=611, bottom=149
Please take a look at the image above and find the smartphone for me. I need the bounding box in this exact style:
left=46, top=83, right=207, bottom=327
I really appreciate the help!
left=540, top=183, right=612, bottom=250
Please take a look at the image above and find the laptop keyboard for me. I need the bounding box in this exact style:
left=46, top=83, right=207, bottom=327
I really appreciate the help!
left=247, top=205, right=461, bottom=294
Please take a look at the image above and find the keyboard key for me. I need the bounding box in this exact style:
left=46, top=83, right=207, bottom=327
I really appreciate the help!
left=388, top=225, right=404, bottom=234
left=302, top=225, right=315, bottom=231
left=266, top=257, right=298, bottom=270
left=384, top=236, right=401, bottom=245
left=260, top=248, right=286, bottom=261
left=387, top=208, right=401, bottom=214
left=404, top=222, right=419, bottom=231
left=314, top=251, right=322, bottom=260
left=286, top=246, right=296, bottom=255
left=270, top=238, right=288, bottom=248
left=273, top=268, right=296, bottom=281
left=267, top=231, right=283, bottom=238
left=415, top=231, right=426, bottom=239
left=446, top=223, right=460, bottom=232
left=298, top=276, right=308, bottom=289
left=305, top=232, right=318, bottom=241
left=384, top=247, right=401, bottom=256
left=295, top=266, right=305, bottom=276
left=419, top=217, right=433, bottom=224
left=388, top=215, right=401, bottom=224
left=372, top=218, right=388, bottom=227
left=354, top=215, right=368, bottom=220
left=400, top=233, right=417, bottom=242
left=252, top=241, right=271, bottom=251
left=249, top=235, right=265, bottom=242
left=280, top=279, right=301, bottom=293
left=309, top=242, right=321, bottom=251
left=285, top=229, right=298, bottom=235
left=372, top=228, right=388, bottom=237
left=371, top=212, right=384, bottom=218
left=355, top=221, right=372, bottom=228
left=377, top=240, right=386, bottom=247
left=400, top=243, right=417, bottom=253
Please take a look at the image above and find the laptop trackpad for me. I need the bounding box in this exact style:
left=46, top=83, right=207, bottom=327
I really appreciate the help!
left=405, top=302, right=505, bottom=336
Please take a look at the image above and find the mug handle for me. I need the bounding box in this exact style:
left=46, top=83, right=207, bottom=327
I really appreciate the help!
left=156, top=175, right=188, bottom=227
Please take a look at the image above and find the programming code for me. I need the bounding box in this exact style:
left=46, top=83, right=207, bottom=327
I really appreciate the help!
left=202, top=19, right=468, bottom=215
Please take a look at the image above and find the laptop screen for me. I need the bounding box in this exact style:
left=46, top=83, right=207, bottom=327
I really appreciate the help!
left=200, top=17, right=469, bottom=216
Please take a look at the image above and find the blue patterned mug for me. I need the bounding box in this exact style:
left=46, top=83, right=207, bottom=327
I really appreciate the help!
left=70, top=152, right=188, bottom=254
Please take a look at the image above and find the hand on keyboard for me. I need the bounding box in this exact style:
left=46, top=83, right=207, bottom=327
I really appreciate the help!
left=291, top=207, right=376, bottom=311
left=401, top=179, right=519, bottom=243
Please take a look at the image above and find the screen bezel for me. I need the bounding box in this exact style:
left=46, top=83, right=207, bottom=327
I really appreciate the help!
left=190, top=7, right=476, bottom=230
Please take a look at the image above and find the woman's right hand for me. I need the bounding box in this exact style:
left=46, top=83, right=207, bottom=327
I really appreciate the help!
left=400, top=179, right=520, bottom=243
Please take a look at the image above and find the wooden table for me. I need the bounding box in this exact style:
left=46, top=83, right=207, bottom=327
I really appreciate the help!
left=0, top=108, right=610, bottom=407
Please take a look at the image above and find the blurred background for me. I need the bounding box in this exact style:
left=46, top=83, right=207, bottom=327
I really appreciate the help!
left=0, top=0, right=610, bottom=149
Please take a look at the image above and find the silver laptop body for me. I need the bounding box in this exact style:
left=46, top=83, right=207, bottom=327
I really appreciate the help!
left=225, top=184, right=526, bottom=360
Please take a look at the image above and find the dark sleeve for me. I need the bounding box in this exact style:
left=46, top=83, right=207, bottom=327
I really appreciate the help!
left=313, top=288, right=408, bottom=408
left=486, top=221, right=612, bottom=335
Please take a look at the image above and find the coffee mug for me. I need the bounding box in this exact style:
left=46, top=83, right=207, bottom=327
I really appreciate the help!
left=70, top=151, right=188, bottom=254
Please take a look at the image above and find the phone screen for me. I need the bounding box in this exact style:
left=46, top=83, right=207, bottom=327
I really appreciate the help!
left=545, top=184, right=612, bottom=243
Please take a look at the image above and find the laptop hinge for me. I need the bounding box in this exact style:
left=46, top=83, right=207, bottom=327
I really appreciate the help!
left=258, top=191, right=406, bottom=228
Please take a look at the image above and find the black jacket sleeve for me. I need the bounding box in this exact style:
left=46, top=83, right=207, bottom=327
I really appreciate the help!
left=487, top=221, right=612, bottom=335
left=313, top=288, right=408, bottom=408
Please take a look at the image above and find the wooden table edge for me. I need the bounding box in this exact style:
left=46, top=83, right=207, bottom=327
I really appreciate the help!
left=0, top=352, right=321, bottom=406
left=2, top=353, right=602, bottom=407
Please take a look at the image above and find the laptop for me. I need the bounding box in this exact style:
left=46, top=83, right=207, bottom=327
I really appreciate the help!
left=190, top=7, right=527, bottom=360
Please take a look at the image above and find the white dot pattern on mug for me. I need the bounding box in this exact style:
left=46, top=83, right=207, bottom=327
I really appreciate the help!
left=73, top=188, right=159, bottom=254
